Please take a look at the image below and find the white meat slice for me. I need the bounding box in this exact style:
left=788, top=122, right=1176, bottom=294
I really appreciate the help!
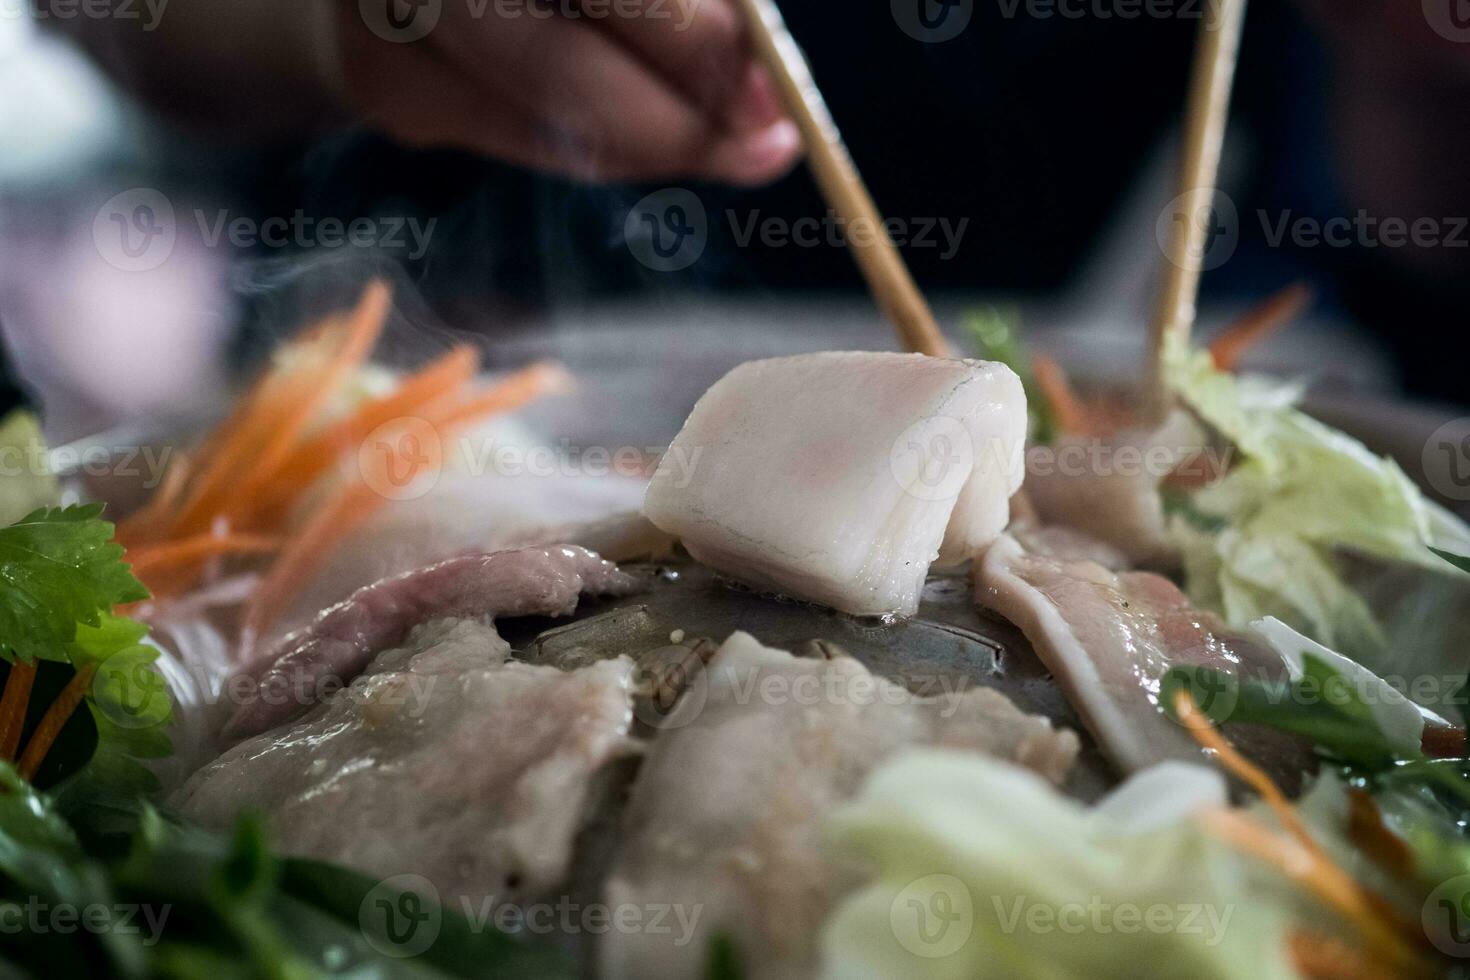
left=224, top=545, right=638, bottom=739
left=600, top=631, right=1077, bottom=980
left=175, top=618, right=638, bottom=905
left=643, top=352, right=1027, bottom=617
left=976, top=533, right=1304, bottom=777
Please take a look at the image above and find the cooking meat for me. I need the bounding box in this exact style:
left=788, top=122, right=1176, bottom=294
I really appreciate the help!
left=644, top=352, right=1028, bottom=617
left=224, top=545, right=639, bottom=739
left=976, top=533, right=1307, bottom=780
left=1024, top=410, right=1206, bottom=566
left=599, top=631, right=1078, bottom=980
left=176, top=617, right=639, bottom=906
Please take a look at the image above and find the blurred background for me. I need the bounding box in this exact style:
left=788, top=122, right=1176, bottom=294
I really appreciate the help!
left=1, top=0, right=1468, bottom=446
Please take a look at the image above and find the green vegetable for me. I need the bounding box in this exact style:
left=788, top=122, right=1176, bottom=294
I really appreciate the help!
left=965, top=308, right=1054, bottom=444
left=0, top=762, right=575, bottom=980
left=0, top=505, right=149, bottom=666
left=821, top=750, right=1301, bottom=980
left=1161, top=656, right=1404, bottom=770
left=1163, top=333, right=1469, bottom=660
left=0, top=410, right=59, bottom=526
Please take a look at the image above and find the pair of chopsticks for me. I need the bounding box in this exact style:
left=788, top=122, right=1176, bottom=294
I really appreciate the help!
left=739, top=0, right=1249, bottom=404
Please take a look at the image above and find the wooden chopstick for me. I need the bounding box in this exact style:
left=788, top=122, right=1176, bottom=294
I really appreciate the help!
left=1146, top=0, right=1249, bottom=414
left=735, top=0, right=951, bottom=358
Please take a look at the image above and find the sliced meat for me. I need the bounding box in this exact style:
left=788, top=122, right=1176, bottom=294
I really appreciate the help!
left=176, top=618, right=639, bottom=906
left=600, top=631, right=1077, bottom=980
left=644, top=352, right=1027, bottom=618
left=1024, top=410, right=1205, bottom=567
left=976, top=533, right=1306, bottom=780
left=224, top=545, right=638, bottom=739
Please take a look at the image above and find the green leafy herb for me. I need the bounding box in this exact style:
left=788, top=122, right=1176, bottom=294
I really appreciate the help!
left=964, top=307, right=1055, bottom=444
left=1430, top=547, right=1470, bottom=575
left=0, top=505, right=148, bottom=665
left=1161, top=655, right=1403, bottom=769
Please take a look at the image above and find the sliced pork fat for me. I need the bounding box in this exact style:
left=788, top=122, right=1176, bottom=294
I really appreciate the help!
left=976, top=533, right=1306, bottom=779
left=600, top=631, right=1077, bottom=980
left=176, top=618, right=639, bottom=906
left=643, top=352, right=1027, bottom=618
left=224, top=545, right=638, bottom=739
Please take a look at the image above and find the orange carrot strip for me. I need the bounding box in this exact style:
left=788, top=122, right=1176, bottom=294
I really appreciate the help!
left=117, top=452, right=193, bottom=549
left=1031, top=354, right=1092, bottom=436
left=129, top=533, right=282, bottom=575
left=174, top=286, right=392, bottom=537
left=222, top=282, right=393, bottom=525
left=0, top=661, right=37, bottom=760
left=1289, top=930, right=1396, bottom=980
left=1174, top=690, right=1326, bottom=862
left=1209, top=281, right=1313, bottom=371
left=17, top=664, right=95, bottom=780
left=260, top=344, right=479, bottom=508
left=239, top=362, right=566, bottom=644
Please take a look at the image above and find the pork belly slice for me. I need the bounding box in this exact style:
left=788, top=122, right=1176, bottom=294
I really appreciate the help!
left=600, top=631, right=1077, bottom=980
left=176, top=618, right=638, bottom=906
left=643, top=352, right=1027, bottom=618
left=224, top=545, right=639, bottom=739
left=1024, top=410, right=1206, bottom=566
left=976, top=533, right=1306, bottom=779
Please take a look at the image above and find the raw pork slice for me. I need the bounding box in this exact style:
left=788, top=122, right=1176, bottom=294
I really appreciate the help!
left=176, top=618, right=638, bottom=906
left=224, top=545, right=638, bottom=739
left=976, top=533, right=1308, bottom=781
left=599, top=631, right=1077, bottom=980
left=644, top=352, right=1027, bottom=617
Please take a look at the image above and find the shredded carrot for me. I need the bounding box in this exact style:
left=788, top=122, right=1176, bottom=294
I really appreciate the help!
left=1346, top=788, right=1416, bottom=881
left=1173, top=689, right=1326, bottom=861
left=1289, top=929, right=1395, bottom=980
left=255, top=344, right=479, bottom=512
left=169, top=282, right=392, bottom=538
left=1209, top=281, right=1313, bottom=372
left=1031, top=354, right=1093, bottom=436
left=237, top=361, right=567, bottom=645
left=0, top=661, right=37, bottom=760
left=17, top=664, right=95, bottom=780
left=128, top=533, right=282, bottom=576
left=1200, top=809, right=1424, bottom=975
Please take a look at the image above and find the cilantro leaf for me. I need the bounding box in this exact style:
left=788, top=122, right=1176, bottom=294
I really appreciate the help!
left=0, top=505, right=148, bottom=665
left=1431, top=546, right=1470, bottom=575
left=964, top=308, right=1055, bottom=444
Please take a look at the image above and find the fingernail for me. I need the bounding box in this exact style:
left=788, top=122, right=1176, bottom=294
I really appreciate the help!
left=710, top=119, right=804, bottom=185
